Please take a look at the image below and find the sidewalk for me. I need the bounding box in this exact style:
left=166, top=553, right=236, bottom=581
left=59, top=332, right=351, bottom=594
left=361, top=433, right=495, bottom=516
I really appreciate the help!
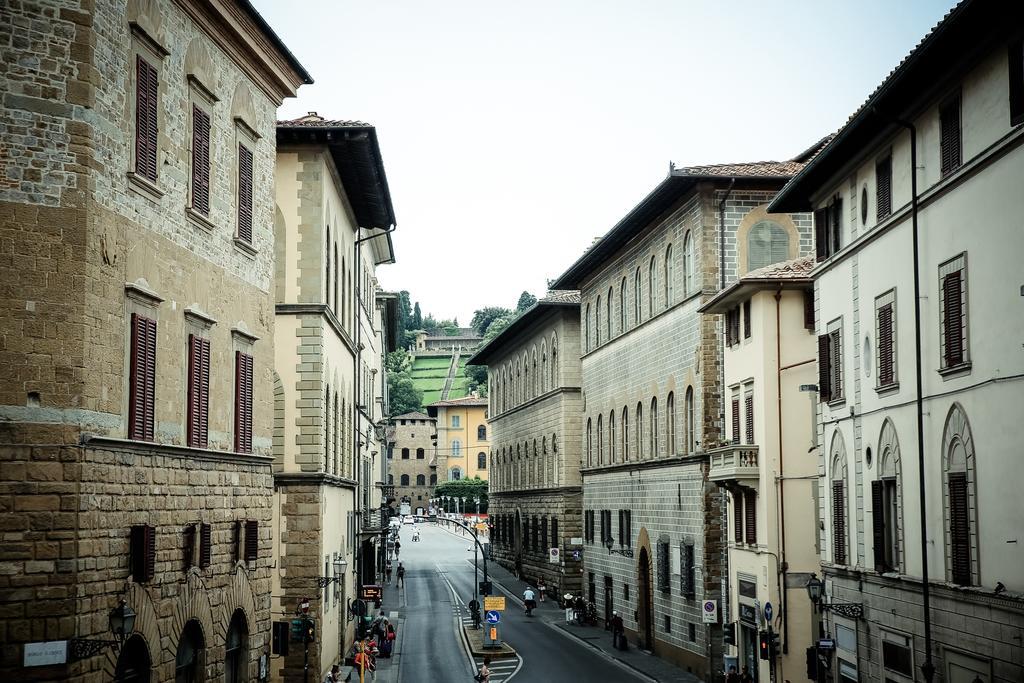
left=448, top=526, right=700, bottom=683
left=353, top=566, right=403, bottom=683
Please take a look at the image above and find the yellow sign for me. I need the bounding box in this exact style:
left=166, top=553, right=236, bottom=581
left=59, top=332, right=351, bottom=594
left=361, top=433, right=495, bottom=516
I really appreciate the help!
left=475, top=523, right=488, bottom=531
left=484, top=596, right=506, bottom=611
left=489, top=626, right=497, bottom=640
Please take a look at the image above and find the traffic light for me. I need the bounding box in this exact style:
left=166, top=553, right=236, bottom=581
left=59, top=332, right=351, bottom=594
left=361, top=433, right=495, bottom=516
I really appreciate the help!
left=303, top=618, right=316, bottom=643
left=272, top=621, right=290, bottom=656
left=723, top=622, right=736, bottom=647
left=759, top=631, right=771, bottom=660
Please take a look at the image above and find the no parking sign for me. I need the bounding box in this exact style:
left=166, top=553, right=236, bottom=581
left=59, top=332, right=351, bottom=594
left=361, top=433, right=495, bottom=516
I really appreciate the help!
left=702, top=599, right=718, bottom=624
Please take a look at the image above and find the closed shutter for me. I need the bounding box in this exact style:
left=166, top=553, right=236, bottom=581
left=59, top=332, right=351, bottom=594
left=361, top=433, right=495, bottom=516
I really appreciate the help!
left=878, top=304, right=894, bottom=386
left=830, top=197, right=843, bottom=255
left=871, top=480, right=887, bottom=572
left=129, top=313, right=157, bottom=441
left=542, top=517, right=548, bottom=550
left=744, top=490, right=757, bottom=545
left=135, top=56, right=158, bottom=182
left=744, top=394, right=754, bottom=444
left=191, top=105, right=211, bottom=214
left=818, top=335, right=832, bottom=402
left=804, top=290, right=815, bottom=330
left=232, top=520, right=242, bottom=564
left=743, top=299, right=751, bottom=339
left=199, top=522, right=212, bottom=568
left=551, top=517, right=558, bottom=548
left=657, top=541, right=670, bottom=593
left=235, top=352, right=254, bottom=453
left=876, top=156, right=892, bottom=221
left=832, top=481, right=847, bottom=565
left=624, top=511, right=631, bottom=547
left=948, top=473, right=971, bottom=585
left=681, top=543, right=695, bottom=597
left=237, top=143, right=254, bottom=242
left=183, top=525, right=196, bottom=569
left=940, top=95, right=962, bottom=176
left=814, top=209, right=828, bottom=261
left=942, top=272, right=964, bottom=366
left=618, top=510, right=624, bottom=546
left=830, top=330, right=843, bottom=399
left=733, top=491, right=744, bottom=544
left=244, top=520, right=258, bottom=562
left=731, top=398, right=740, bottom=444
left=731, top=308, right=740, bottom=344
left=187, top=334, right=210, bottom=448
left=131, top=524, right=156, bottom=583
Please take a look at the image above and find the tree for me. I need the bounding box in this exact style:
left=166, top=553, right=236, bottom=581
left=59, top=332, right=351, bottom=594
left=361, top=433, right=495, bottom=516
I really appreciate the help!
left=464, top=363, right=488, bottom=396
left=482, top=314, right=514, bottom=342
left=471, top=306, right=513, bottom=336
left=412, top=302, right=423, bottom=329
left=516, top=291, right=537, bottom=312
left=387, top=373, right=422, bottom=417
left=385, top=349, right=412, bottom=374
left=434, top=476, right=488, bottom=512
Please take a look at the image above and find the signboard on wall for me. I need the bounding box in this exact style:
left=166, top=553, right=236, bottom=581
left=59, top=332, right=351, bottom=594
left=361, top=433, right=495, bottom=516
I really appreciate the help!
left=702, top=600, right=719, bottom=624
left=24, top=641, right=67, bottom=667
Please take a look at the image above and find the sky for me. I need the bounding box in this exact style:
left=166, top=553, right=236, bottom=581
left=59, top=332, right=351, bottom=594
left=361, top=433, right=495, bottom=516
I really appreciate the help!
left=253, top=0, right=958, bottom=325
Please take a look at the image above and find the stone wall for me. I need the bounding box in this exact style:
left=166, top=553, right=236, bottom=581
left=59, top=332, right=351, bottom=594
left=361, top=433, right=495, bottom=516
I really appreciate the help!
left=389, top=416, right=436, bottom=510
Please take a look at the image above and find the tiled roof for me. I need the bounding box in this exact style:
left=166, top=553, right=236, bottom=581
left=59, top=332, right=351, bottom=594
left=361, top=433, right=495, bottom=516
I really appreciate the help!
left=277, top=112, right=371, bottom=128
left=699, top=256, right=814, bottom=313
left=741, top=255, right=816, bottom=281
left=427, top=395, right=488, bottom=408
left=393, top=411, right=434, bottom=420
left=673, top=160, right=806, bottom=178
left=540, top=290, right=581, bottom=304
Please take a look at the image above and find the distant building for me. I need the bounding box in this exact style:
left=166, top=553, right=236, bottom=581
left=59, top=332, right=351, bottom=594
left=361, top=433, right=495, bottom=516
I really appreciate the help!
left=389, top=412, right=438, bottom=514
left=701, top=256, right=819, bottom=681
left=414, top=328, right=482, bottom=353
left=467, top=291, right=583, bottom=593
left=428, top=395, right=491, bottom=485
left=768, top=2, right=1024, bottom=681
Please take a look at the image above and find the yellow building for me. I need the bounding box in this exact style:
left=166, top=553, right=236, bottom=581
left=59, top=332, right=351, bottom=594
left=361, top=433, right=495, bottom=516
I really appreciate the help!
left=428, top=396, right=491, bottom=482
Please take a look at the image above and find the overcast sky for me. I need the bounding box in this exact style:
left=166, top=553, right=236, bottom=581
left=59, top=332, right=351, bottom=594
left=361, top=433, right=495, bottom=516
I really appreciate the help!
left=254, top=0, right=957, bottom=324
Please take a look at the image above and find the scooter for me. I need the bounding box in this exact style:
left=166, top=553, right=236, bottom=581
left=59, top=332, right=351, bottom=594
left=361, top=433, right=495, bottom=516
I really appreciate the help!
left=524, top=598, right=536, bottom=616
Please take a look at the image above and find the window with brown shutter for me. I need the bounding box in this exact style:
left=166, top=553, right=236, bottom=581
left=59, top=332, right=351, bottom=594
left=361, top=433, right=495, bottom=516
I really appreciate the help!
left=871, top=480, right=888, bottom=572
left=814, top=197, right=842, bottom=261
left=131, top=524, right=156, bottom=583
left=191, top=105, right=211, bottom=214
left=744, top=393, right=754, bottom=444
left=733, top=491, right=744, bottom=544
left=1010, top=40, right=1024, bottom=127
left=830, top=196, right=843, bottom=256
left=876, top=155, right=892, bottom=221
left=818, top=335, right=832, bottom=402
left=199, top=522, right=212, bottom=568
left=744, top=490, right=757, bottom=545
left=183, top=525, right=196, bottom=570
left=551, top=517, right=558, bottom=548
left=814, top=208, right=828, bottom=262
left=657, top=540, right=670, bottom=593
left=129, top=313, right=157, bottom=441
left=743, top=299, right=751, bottom=339
left=187, top=334, right=210, bottom=448
left=135, top=55, right=158, bottom=183
left=948, top=472, right=971, bottom=585
left=832, top=480, right=847, bottom=565
left=237, top=143, right=254, bottom=243
left=940, top=94, right=962, bottom=177
left=878, top=302, right=895, bottom=386
left=829, top=329, right=843, bottom=400
left=244, top=520, right=258, bottom=563
left=804, top=289, right=815, bottom=330
left=235, top=351, right=254, bottom=453
left=232, top=520, right=242, bottom=563
left=681, top=543, right=695, bottom=597
left=731, top=397, right=740, bottom=444
left=942, top=270, right=964, bottom=367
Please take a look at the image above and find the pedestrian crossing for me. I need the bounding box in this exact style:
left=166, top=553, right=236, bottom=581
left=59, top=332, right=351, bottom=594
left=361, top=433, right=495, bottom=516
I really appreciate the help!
left=472, top=653, right=520, bottom=682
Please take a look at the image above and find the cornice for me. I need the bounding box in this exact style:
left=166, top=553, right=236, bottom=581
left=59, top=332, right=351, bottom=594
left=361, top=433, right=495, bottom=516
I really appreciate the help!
left=273, top=471, right=358, bottom=489
left=580, top=452, right=708, bottom=476
left=80, top=434, right=274, bottom=467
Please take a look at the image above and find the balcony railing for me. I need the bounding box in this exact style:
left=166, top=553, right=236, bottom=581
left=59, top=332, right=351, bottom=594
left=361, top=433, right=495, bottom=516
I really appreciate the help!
left=708, top=444, right=760, bottom=484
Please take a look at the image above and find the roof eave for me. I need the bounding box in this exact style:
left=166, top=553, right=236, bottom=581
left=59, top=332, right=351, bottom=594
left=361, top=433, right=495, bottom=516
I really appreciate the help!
left=699, top=278, right=814, bottom=314
left=467, top=301, right=579, bottom=366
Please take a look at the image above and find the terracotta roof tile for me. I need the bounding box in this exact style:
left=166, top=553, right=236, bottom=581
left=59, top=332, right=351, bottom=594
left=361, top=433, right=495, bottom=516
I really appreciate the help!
left=540, top=290, right=581, bottom=304
left=426, top=395, right=488, bottom=408
left=277, top=112, right=371, bottom=128
left=741, top=255, right=816, bottom=281
left=393, top=411, right=434, bottom=420
left=673, top=160, right=807, bottom=178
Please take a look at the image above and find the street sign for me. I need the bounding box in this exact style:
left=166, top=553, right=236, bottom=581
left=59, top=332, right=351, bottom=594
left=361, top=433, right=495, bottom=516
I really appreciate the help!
left=485, top=610, right=501, bottom=624
left=702, top=599, right=718, bottom=624
left=818, top=638, right=836, bottom=650
left=23, top=641, right=67, bottom=667
left=484, top=596, right=506, bottom=611
left=360, top=585, right=382, bottom=601
left=572, top=550, right=582, bottom=561
left=570, top=537, right=583, bottom=545
left=549, top=547, right=560, bottom=563
left=764, top=601, right=773, bottom=623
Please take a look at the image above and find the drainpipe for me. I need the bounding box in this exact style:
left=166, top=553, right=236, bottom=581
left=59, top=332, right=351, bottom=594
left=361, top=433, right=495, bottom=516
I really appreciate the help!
left=774, top=289, right=789, bottom=664
left=718, top=178, right=736, bottom=291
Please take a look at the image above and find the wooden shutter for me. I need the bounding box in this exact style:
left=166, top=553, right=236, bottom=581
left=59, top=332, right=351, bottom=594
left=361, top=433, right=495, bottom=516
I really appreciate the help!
left=191, top=105, right=211, bottom=214
left=830, top=197, right=843, bottom=256
left=730, top=308, right=740, bottom=345
left=551, top=517, right=558, bottom=548
left=743, top=299, right=751, bottom=339
left=199, top=522, right=212, bottom=568
left=624, top=511, right=631, bottom=547
left=135, top=56, right=158, bottom=182
left=237, top=143, right=254, bottom=243
left=876, top=156, right=892, bottom=221
left=803, top=289, right=815, bottom=330
left=131, top=524, right=156, bottom=583
left=940, top=95, right=962, bottom=176
left=830, top=330, right=843, bottom=399
left=878, top=304, right=894, bottom=386
left=814, top=209, right=828, bottom=261
left=235, top=351, right=253, bottom=453
left=871, top=480, right=887, bottom=572
left=232, top=520, right=242, bottom=563
left=744, top=490, right=757, bottom=545
left=818, top=335, right=832, bottom=401
left=618, top=510, right=624, bottom=546
left=129, top=313, right=157, bottom=441
left=657, top=541, right=670, bottom=593
left=943, top=272, right=964, bottom=366
left=733, top=492, right=744, bottom=543
left=949, top=472, right=971, bottom=585
left=682, top=543, right=695, bottom=597
left=744, top=394, right=754, bottom=444
left=733, top=397, right=741, bottom=446
left=832, top=481, right=847, bottom=565
left=183, top=525, right=196, bottom=570
left=244, top=520, right=258, bottom=562
left=187, top=334, right=210, bottom=448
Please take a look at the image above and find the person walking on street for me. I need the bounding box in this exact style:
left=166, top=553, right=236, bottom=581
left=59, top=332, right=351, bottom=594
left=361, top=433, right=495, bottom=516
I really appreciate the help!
left=739, top=666, right=754, bottom=683
left=475, top=656, right=491, bottom=682
left=573, top=594, right=586, bottom=624
left=394, top=539, right=401, bottom=559
left=610, top=611, right=625, bottom=649
left=537, top=578, right=546, bottom=602
left=396, top=562, right=406, bottom=587
left=522, top=587, right=536, bottom=615
left=385, top=560, right=393, bottom=584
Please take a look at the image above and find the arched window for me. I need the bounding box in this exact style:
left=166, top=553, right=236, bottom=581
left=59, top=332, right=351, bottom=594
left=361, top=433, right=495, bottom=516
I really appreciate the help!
left=597, top=414, right=604, bottom=465
left=401, top=448, right=410, bottom=459
left=416, top=474, right=426, bottom=486
left=595, top=296, right=602, bottom=346
left=664, top=244, right=674, bottom=306
left=175, top=619, right=205, bottom=683
left=450, top=468, right=462, bottom=480
left=875, top=419, right=903, bottom=573
left=609, top=410, right=616, bottom=463
left=477, top=425, right=487, bottom=440
left=115, top=634, right=152, bottom=683
left=683, top=231, right=694, bottom=295
left=400, top=474, right=410, bottom=486
left=634, top=267, right=642, bottom=323
left=635, top=402, right=644, bottom=458
left=607, top=287, right=613, bottom=339
left=747, top=220, right=790, bottom=272
left=619, top=277, right=627, bottom=331
left=685, top=386, right=695, bottom=454
left=451, top=440, right=462, bottom=458
left=666, top=392, right=675, bottom=455
left=524, top=358, right=530, bottom=400
left=550, top=335, right=558, bottom=387
left=650, top=396, right=658, bottom=457
left=942, top=404, right=977, bottom=586
left=648, top=255, right=657, bottom=317
left=478, top=452, right=487, bottom=469
left=416, top=448, right=424, bottom=459
left=325, top=226, right=331, bottom=309
left=622, top=406, right=629, bottom=461
left=540, top=343, right=547, bottom=394
left=586, top=418, right=593, bottom=467
left=584, top=304, right=591, bottom=352
left=334, top=242, right=339, bottom=314
left=430, top=473, right=437, bottom=485
left=532, top=348, right=538, bottom=397
left=830, top=432, right=849, bottom=565
left=224, top=609, right=248, bottom=683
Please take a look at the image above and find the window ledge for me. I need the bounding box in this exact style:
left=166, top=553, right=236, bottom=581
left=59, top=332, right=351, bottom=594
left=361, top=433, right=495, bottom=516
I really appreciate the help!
left=827, top=396, right=847, bottom=408
left=232, top=237, right=257, bottom=258
left=938, top=362, right=972, bottom=380
left=186, top=207, right=215, bottom=232
left=875, top=382, right=900, bottom=397
left=127, top=171, right=163, bottom=202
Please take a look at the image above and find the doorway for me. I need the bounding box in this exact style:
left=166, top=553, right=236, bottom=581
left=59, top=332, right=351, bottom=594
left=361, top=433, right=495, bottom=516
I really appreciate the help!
left=115, top=634, right=152, bottom=683
left=637, top=547, right=654, bottom=651
left=604, top=576, right=614, bottom=623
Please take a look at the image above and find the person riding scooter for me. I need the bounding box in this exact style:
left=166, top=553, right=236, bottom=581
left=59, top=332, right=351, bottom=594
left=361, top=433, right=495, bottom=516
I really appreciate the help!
left=523, top=587, right=537, bottom=616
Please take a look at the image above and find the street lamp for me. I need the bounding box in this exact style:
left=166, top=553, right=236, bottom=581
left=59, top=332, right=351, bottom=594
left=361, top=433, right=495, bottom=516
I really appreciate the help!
left=805, top=573, right=864, bottom=618
left=69, top=599, right=136, bottom=659
left=317, top=556, right=348, bottom=587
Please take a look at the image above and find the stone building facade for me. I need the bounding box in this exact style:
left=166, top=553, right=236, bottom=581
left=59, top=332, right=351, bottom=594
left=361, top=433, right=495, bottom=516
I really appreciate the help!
left=467, top=291, right=584, bottom=595
left=0, top=0, right=308, bottom=680
left=550, top=161, right=813, bottom=679
left=273, top=114, right=398, bottom=682
left=769, top=3, right=1024, bottom=682
left=388, top=412, right=437, bottom=514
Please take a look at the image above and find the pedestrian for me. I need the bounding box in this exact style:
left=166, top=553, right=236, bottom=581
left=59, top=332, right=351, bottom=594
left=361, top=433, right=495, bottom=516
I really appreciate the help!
left=394, top=539, right=401, bottom=559
left=396, top=561, right=406, bottom=587
left=725, top=665, right=740, bottom=683
left=563, top=593, right=575, bottom=624
left=353, top=642, right=375, bottom=682
left=385, top=559, right=393, bottom=584
left=739, top=666, right=753, bottom=683
left=537, top=578, right=546, bottom=602
left=610, top=610, right=624, bottom=649
left=323, top=664, right=340, bottom=683
left=573, top=594, right=585, bottom=624
left=474, top=655, right=492, bottom=682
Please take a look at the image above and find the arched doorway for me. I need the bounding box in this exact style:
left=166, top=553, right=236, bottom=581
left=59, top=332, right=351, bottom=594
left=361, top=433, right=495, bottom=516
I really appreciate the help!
left=513, top=510, right=523, bottom=578
left=224, top=609, right=249, bottom=683
left=115, top=634, right=151, bottom=683
left=637, top=547, right=654, bottom=651
left=175, top=619, right=205, bottom=683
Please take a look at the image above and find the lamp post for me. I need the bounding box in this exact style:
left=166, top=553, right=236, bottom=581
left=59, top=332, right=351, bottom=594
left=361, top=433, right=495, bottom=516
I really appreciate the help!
left=69, top=600, right=137, bottom=660
left=317, top=555, right=349, bottom=587
left=804, top=573, right=863, bottom=618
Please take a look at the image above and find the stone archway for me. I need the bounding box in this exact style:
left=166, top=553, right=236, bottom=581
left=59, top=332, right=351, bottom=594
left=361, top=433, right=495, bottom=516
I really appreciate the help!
left=102, top=583, right=160, bottom=680
left=635, top=526, right=654, bottom=652
left=168, top=571, right=215, bottom=681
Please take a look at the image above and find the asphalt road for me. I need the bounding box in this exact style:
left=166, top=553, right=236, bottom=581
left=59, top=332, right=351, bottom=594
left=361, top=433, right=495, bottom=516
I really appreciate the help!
left=395, top=523, right=647, bottom=683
